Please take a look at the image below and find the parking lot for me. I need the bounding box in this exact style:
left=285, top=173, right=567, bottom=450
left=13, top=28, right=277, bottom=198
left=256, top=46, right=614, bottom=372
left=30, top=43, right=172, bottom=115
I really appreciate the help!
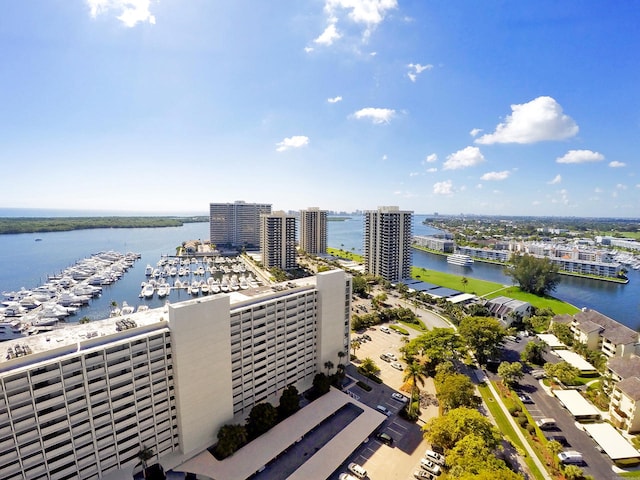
left=495, top=336, right=620, bottom=479
left=328, top=324, right=441, bottom=480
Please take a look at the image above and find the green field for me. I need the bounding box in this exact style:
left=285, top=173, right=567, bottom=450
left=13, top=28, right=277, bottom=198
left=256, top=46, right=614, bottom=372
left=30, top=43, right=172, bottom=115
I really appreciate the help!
left=411, top=266, right=580, bottom=315
left=327, top=247, right=364, bottom=263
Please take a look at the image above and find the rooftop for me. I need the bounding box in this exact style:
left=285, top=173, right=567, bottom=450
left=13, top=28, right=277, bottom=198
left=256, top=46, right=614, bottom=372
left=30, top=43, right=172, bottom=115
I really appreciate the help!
left=608, top=355, right=640, bottom=381
left=616, top=377, right=640, bottom=402
left=574, top=309, right=639, bottom=345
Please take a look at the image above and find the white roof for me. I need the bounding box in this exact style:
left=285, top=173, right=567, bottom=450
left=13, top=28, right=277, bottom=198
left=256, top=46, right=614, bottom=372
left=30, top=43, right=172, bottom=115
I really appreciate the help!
left=582, top=423, right=640, bottom=460
left=447, top=293, right=477, bottom=304
left=536, top=333, right=567, bottom=349
left=553, top=389, right=601, bottom=419
left=555, top=350, right=597, bottom=373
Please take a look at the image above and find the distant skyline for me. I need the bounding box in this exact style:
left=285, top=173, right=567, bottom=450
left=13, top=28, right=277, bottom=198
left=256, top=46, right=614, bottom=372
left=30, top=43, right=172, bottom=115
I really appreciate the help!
left=1, top=2, right=639, bottom=217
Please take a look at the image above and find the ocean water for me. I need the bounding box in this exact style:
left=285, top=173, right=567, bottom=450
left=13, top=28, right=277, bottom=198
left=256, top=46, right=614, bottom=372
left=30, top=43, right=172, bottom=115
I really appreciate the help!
left=0, top=214, right=638, bottom=329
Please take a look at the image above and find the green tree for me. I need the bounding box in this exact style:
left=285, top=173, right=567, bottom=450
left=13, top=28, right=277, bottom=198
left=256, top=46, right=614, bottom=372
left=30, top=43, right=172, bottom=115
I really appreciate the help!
left=520, top=340, right=546, bottom=365
left=445, top=434, right=519, bottom=479
left=352, top=275, right=368, bottom=297
left=337, top=350, right=346, bottom=366
left=547, top=439, right=564, bottom=458
left=504, top=253, right=561, bottom=295
left=459, top=317, right=506, bottom=365
left=403, top=361, right=426, bottom=417
left=435, top=372, right=480, bottom=412
left=324, top=360, right=334, bottom=375
left=396, top=282, right=409, bottom=298
left=497, top=361, right=524, bottom=388
left=309, top=373, right=331, bottom=399
left=552, top=322, right=574, bottom=346
left=423, top=407, right=501, bottom=451
left=246, top=402, right=278, bottom=439
left=461, top=276, right=469, bottom=291
left=402, top=328, right=462, bottom=374
left=215, top=424, right=247, bottom=459
left=563, top=464, right=584, bottom=480
left=79, top=316, right=91, bottom=324
left=350, top=339, right=361, bottom=358
left=358, top=357, right=380, bottom=378
left=544, top=361, right=580, bottom=385
left=136, top=445, right=155, bottom=478
left=278, top=385, right=300, bottom=419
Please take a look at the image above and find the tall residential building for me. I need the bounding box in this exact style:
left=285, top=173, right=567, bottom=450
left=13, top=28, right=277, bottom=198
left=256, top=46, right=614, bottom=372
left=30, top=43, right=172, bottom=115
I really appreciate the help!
left=299, top=207, right=328, bottom=255
left=0, top=270, right=351, bottom=480
left=364, top=206, right=413, bottom=283
left=209, top=201, right=272, bottom=249
left=260, top=211, right=297, bottom=270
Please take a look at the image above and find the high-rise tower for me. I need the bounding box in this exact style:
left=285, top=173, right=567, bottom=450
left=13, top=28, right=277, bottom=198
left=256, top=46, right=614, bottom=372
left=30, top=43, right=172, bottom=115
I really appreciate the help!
left=364, top=206, right=413, bottom=282
left=299, top=207, right=328, bottom=255
left=260, top=211, right=297, bottom=270
left=209, top=201, right=271, bottom=249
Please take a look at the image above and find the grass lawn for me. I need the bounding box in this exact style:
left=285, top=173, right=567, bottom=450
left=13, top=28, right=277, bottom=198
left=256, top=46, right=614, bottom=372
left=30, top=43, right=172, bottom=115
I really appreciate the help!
left=410, top=267, right=580, bottom=315
left=477, top=384, right=547, bottom=480
left=327, top=247, right=364, bottom=263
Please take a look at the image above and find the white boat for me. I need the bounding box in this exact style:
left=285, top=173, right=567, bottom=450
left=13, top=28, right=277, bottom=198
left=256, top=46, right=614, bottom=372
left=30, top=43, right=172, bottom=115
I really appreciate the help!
left=0, top=320, right=36, bottom=341
left=142, top=283, right=155, bottom=299
left=145, top=264, right=154, bottom=276
left=120, top=301, right=135, bottom=315
left=136, top=305, right=149, bottom=313
left=447, top=253, right=474, bottom=267
left=156, top=284, right=170, bottom=298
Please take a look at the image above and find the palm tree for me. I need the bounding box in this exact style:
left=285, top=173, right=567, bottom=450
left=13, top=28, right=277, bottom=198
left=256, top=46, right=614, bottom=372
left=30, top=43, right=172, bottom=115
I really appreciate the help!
left=351, top=340, right=361, bottom=358
left=324, top=360, right=334, bottom=376
left=403, top=361, right=427, bottom=417
left=461, top=276, right=469, bottom=292
left=337, top=350, right=346, bottom=366
left=136, top=445, right=155, bottom=478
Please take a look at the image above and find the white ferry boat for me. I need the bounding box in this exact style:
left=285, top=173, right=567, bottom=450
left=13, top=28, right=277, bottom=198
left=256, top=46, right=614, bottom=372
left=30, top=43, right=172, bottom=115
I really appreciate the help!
left=447, top=253, right=474, bottom=267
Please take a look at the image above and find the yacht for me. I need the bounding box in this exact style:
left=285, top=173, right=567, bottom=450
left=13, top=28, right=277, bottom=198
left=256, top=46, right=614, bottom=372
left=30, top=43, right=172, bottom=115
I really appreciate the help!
left=120, top=301, right=135, bottom=315
left=142, top=283, right=155, bottom=299
left=447, top=253, right=474, bottom=267
left=0, top=319, right=36, bottom=341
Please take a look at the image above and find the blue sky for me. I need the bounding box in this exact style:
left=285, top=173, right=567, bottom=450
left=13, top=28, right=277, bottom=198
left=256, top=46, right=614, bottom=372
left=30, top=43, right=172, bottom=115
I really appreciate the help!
left=1, top=1, right=639, bottom=217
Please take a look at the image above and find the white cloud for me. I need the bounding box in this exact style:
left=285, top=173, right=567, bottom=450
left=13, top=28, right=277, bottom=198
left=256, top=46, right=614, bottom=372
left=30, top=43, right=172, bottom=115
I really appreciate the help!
left=409, top=172, right=420, bottom=177
left=381, top=154, right=388, bottom=161
left=426, top=167, right=438, bottom=173
left=304, top=46, right=314, bottom=53
left=475, top=96, right=579, bottom=144
left=423, top=153, right=437, bottom=164
left=87, top=0, right=156, bottom=27
left=532, top=200, right=541, bottom=206
left=476, top=184, right=483, bottom=189
left=325, top=0, right=398, bottom=25
left=433, top=180, right=453, bottom=195
left=616, top=183, right=628, bottom=190
left=327, top=96, right=343, bottom=103
left=609, top=161, right=626, bottom=168
left=469, top=128, right=483, bottom=137
left=480, top=170, right=510, bottom=181
left=352, top=107, right=395, bottom=124
left=407, top=63, right=433, bottom=82
left=275, top=135, right=309, bottom=152
left=556, top=149, right=604, bottom=164
left=548, top=174, right=562, bottom=185
left=594, top=187, right=603, bottom=193
left=314, top=23, right=342, bottom=45
left=443, top=146, right=485, bottom=170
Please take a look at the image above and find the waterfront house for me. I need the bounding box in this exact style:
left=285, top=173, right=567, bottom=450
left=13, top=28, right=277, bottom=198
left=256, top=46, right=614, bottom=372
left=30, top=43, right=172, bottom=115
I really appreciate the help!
left=484, top=296, right=532, bottom=327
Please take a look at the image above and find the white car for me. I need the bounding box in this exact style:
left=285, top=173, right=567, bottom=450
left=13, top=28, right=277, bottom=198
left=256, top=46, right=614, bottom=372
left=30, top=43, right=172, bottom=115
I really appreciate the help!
left=420, top=458, right=442, bottom=475
left=347, top=462, right=367, bottom=478
left=392, top=392, right=409, bottom=403
left=380, top=326, right=391, bottom=333
left=339, top=474, right=359, bottom=480
left=390, top=361, right=403, bottom=370
left=424, top=449, right=445, bottom=465
left=376, top=404, right=392, bottom=416
left=385, top=352, right=397, bottom=361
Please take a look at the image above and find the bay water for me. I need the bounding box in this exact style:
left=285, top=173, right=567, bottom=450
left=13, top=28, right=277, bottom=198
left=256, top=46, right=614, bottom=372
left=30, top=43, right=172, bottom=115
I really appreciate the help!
left=0, top=215, right=638, bottom=330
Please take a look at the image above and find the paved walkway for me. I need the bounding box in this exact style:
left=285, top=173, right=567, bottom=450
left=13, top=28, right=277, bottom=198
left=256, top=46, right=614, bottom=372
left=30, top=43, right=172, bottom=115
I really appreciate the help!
left=476, top=369, right=552, bottom=480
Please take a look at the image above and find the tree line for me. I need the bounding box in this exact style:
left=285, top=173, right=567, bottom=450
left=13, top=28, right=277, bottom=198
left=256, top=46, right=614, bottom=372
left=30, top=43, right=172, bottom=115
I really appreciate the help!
left=0, top=216, right=208, bottom=234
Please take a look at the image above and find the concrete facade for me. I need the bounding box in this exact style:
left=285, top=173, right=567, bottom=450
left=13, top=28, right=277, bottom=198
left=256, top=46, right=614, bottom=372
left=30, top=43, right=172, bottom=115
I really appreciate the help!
left=299, top=208, right=328, bottom=255
left=364, top=206, right=413, bottom=283
left=260, top=211, right=297, bottom=270
left=209, top=201, right=272, bottom=249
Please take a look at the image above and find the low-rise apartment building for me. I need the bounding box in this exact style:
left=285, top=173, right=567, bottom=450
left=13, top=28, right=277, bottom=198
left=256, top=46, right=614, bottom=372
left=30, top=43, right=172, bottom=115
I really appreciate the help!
left=413, top=235, right=454, bottom=253
left=610, top=377, right=640, bottom=434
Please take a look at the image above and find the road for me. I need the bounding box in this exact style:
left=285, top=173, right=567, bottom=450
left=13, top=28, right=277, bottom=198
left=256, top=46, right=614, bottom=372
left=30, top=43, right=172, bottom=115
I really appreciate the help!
left=495, top=336, right=620, bottom=479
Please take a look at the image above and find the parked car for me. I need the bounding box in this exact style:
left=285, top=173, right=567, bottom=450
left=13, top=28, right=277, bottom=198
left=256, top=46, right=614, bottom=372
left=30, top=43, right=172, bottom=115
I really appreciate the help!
left=347, top=462, right=367, bottom=478
left=424, top=449, right=445, bottom=466
left=392, top=392, right=409, bottom=403
left=380, top=326, right=391, bottom=334
left=531, top=369, right=546, bottom=379
left=339, top=474, right=359, bottom=480
left=535, top=418, right=556, bottom=430
left=385, top=352, right=397, bottom=361
left=420, top=458, right=442, bottom=475
left=414, top=470, right=437, bottom=480
left=380, top=353, right=391, bottom=362
left=375, top=432, right=393, bottom=445
left=376, top=404, right=392, bottom=416
left=363, top=334, right=372, bottom=341
left=391, top=362, right=403, bottom=370
left=558, top=451, right=583, bottom=465
left=546, top=435, right=569, bottom=447
left=517, top=393, right=533, bottom=403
